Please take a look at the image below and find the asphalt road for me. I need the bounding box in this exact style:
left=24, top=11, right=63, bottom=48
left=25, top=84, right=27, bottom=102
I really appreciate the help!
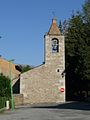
left=0, top=102, right=90, bottom=120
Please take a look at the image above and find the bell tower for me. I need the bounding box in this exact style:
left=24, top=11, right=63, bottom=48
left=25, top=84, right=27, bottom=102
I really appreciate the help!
left=44, top=18, right=65, bottom=67
left=44, top=18, right=65, bottom=102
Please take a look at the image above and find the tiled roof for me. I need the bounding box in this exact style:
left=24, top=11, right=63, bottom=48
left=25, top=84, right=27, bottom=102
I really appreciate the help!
left=48, top=18, right=61, bottom=35
left=0, top=58, right=20, bottom=79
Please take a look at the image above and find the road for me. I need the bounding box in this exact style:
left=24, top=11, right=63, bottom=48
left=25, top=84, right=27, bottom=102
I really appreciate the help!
left=0, top=102, right=90, bottom=120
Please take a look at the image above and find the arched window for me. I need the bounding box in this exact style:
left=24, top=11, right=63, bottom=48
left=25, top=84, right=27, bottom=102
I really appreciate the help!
left=52, top=38, right=59, bottom=53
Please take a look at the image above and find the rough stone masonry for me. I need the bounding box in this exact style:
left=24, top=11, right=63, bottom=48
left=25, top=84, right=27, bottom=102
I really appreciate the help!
left=20, top=18, right=65, bottom=104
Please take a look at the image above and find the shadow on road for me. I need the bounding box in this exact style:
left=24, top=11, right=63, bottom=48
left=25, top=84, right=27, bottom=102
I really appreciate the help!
left=31, top=102, right=90, bottom=111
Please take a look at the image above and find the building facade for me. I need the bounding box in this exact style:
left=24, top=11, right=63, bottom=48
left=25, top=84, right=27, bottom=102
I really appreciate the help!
left=20, top=18, right=65, bottom=104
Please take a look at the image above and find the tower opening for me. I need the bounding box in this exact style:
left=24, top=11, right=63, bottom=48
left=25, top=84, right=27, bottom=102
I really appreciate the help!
left=52, top=38, right=59, bottom=53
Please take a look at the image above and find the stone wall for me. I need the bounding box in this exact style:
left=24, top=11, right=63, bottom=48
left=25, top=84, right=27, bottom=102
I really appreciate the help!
left=20, top=63, right=65, bottom=104
left=14, top=94, right=23, bottom=106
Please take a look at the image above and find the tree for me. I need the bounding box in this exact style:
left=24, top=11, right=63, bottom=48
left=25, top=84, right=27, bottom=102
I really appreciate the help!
left=82, top=0, right=90, bottom=81
left=16, top=64, right=33, bottom=73
left=65, top=13, right=84, bottom=100
left=0, top=74, right=11, bottom=98
left=60, top=0, right=90, bottom=100
left=83, top=0, right=90, bottom=23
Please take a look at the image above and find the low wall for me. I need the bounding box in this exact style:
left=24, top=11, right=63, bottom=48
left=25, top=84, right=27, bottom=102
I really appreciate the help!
left=14, top=94, right=23, bottom=106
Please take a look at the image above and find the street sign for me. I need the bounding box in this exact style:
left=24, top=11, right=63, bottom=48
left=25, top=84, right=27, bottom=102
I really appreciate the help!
left=60, top=88, right=64, bottom=92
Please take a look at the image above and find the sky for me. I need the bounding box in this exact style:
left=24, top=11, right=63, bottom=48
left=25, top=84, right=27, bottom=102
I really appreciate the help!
left=0, top=0, right=85, bottom=66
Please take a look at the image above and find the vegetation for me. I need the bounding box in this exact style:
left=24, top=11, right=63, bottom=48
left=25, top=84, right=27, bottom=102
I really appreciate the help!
left=15, top=64, right=33, bottom=73
left=0, top=74, right=11, bottom=109
left=0, top=97, right=8, bottom=110
left=0, top=0, right=89, bottom=102
left=0, top=74, right=11, bottom=98
left=59, top=0, right=90, bottom=100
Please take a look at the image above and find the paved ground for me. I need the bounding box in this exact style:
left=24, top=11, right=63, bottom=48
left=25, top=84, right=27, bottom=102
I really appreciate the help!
left=0, top=102, right=90, bottom=120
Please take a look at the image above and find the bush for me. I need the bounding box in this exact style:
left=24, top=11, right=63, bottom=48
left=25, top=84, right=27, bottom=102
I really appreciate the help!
left=0, top=74, right=11, bottom=98
left=0, top=97, right=9, bottom=109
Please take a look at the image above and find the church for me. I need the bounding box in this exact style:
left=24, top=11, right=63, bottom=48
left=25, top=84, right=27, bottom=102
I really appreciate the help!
left=20, top=18, right=65, bottom=104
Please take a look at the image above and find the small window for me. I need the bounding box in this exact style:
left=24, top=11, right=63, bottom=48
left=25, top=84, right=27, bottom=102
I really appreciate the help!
left=57, top=69, right=60, bottom=72
left=52, top=38, right=59, bottom=53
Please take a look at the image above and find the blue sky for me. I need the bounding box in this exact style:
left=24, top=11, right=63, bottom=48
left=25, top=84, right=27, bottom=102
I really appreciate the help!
left=0, top=0, right=85, bottom=66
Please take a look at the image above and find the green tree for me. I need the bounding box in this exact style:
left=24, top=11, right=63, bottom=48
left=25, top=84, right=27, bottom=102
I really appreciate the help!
left=59, top=20, right=63, bottom=34
left=65, top=13, right=84, bottom=100
left=16, top=64, right=33, bottom=73
left=82, top=0, right=90, bottom=81
left=0, top=74, right=11, bottom=98
left=62, top=0, right=90, bottom=100
left=83, top=0, right=90, bottom=23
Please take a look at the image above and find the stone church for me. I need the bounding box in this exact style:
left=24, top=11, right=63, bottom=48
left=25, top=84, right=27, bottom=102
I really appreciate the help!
left=20, top=18, right=65, bottom=104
